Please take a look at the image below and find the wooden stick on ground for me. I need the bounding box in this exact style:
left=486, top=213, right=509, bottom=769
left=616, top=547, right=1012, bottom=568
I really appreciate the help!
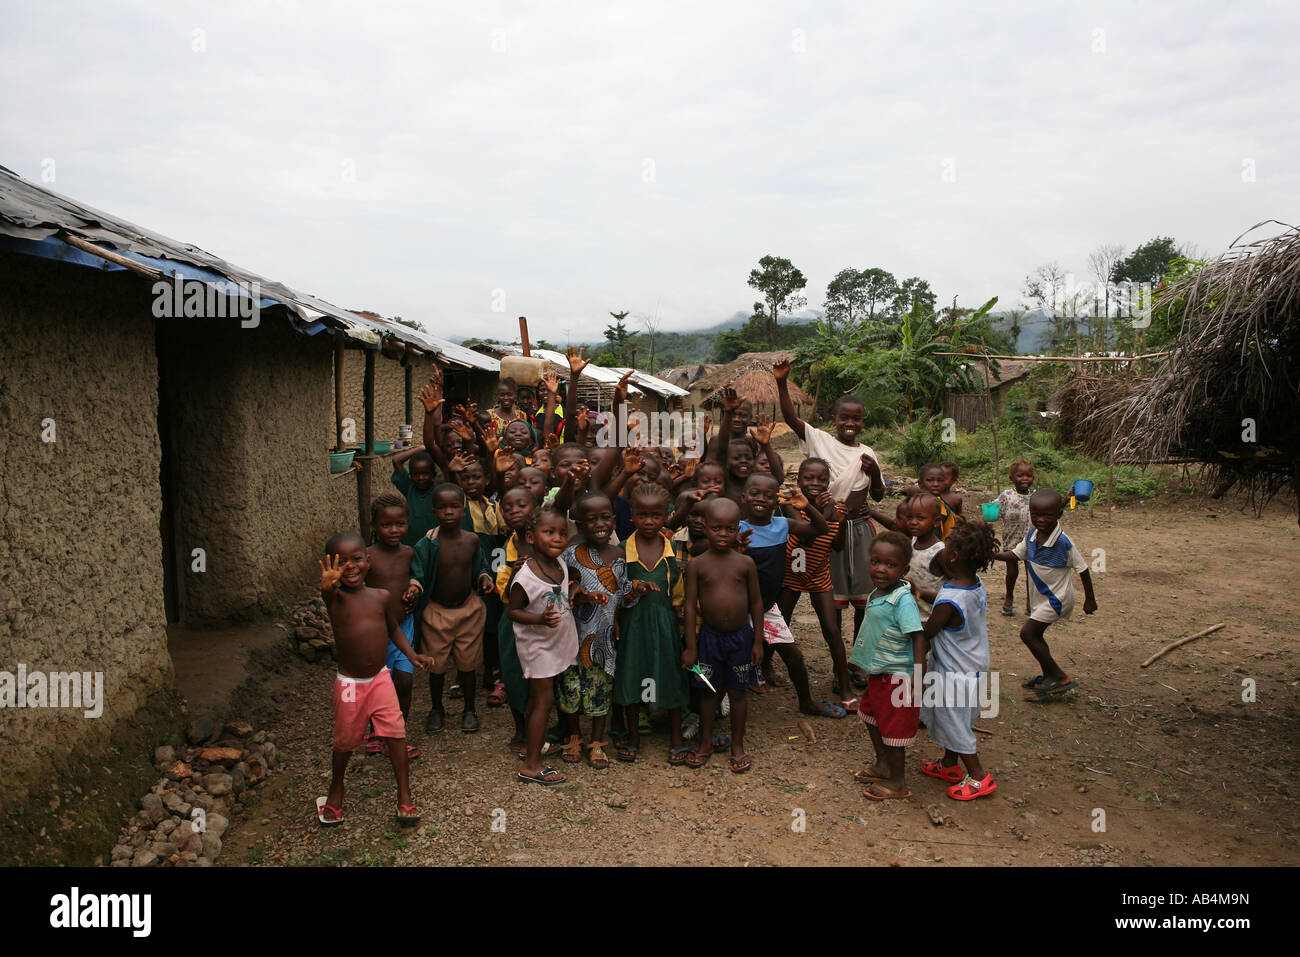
left=1140, top=623, right=1226, bottom=668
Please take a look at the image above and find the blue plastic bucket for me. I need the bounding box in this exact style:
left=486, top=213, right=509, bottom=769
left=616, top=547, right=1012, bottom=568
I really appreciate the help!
left=981, top=502, right=1001, bottom=521
left=1072, top=479, right=1094, bottom=502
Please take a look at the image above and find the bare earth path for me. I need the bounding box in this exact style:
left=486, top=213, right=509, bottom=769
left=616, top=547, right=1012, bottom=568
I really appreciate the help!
left=221, top=500, right=1299, bottom=867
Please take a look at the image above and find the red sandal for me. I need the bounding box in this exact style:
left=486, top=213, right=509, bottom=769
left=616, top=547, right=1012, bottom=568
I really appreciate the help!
left=948, top=773, right=997, bottom=801
left=921, top=760, right=965, bottom=784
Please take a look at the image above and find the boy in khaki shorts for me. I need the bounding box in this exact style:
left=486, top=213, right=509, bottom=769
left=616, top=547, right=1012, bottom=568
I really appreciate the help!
left=411, top=484, right=496, bottom=732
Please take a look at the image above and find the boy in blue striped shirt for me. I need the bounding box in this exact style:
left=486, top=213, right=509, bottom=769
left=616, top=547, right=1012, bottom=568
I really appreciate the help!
left=995, top=489, right=1097, bottom=700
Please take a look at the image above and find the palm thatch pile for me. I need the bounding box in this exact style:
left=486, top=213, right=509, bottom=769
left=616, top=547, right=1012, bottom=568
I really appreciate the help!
left=1057, top=367, right=1152, bottom=460
left=691, top=351, right=813, bottom=408
left=1106, top=220, right=1300, bottom=515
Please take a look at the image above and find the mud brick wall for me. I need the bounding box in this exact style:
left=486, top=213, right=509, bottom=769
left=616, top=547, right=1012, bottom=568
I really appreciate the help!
left=0, top=254, right=174, bottom=813
left=159, top=317, right=355, bottom=623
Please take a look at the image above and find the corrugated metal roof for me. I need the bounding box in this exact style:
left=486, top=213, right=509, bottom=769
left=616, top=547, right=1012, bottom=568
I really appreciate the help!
left=488, top=344, right=647, bottom=396
left=0, top=164, right=498, bottom=372
left=606, top=367, right=690, bottom=398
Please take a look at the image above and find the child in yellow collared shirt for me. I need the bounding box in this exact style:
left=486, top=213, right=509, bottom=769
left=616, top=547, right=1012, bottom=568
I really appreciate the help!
left=616, top=484, right=691, bottom=765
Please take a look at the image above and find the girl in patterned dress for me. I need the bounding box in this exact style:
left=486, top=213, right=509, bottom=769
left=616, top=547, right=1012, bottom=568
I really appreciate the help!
left=995, top=461, right=1034, bottom=616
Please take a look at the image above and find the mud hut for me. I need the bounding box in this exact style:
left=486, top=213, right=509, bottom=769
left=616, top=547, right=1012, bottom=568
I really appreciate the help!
left=1108, top=221, right=1300, bottom=516
left=0, top=165, right=497, bottom=840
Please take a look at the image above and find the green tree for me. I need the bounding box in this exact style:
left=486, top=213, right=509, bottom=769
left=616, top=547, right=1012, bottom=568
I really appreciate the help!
left=747, top=255, right=807, bottom=344
left=604, top=310, right=632, bottom=364
left=890, top=277, right=937, bottom=321
left=1110, top=237, right=1181, bottom=285
left=824, top=267, right=898, bottom=333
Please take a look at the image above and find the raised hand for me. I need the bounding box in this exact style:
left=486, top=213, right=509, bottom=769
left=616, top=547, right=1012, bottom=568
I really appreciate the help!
left=736, top=527, right=753, bottom=551
left=544, top=432, right=560, bottom=451
left=666, top=461, right=684, bottom=481
left=720, top=386, right=741, bottom=412
left=463, top=400, right=479, bottom=422
left=451, top=419, right=476, bottom=443
left=682, top=457, right=699, bottom=479
left=418, top=385, right=443, bottom=415
left=782, top=487, right=809, bottom=511
left=569, top=460, right=592, bottom=487
left=772, top=357, right=791, bottom=382
left=483, top=433, right=501, bottom=455
left=429, top=365, right=444, bottom=392
left=567, top=346, right=590, bottom=376
left=493, top=447, right=514, bottom=473
left=615, top=369, right=634, bottom=404
left=318, top=554, right=344, bottom=591
left=750, top=412, right=774, bottom=445
left=543, top=370, right=560, bottom=397
left=622, top=449, right=643, bottom=474
left=700, top=414, right=712, bottom=436
left=576, top=409, right=589, bottom=432
left=449, top=452, right=474, bottom=473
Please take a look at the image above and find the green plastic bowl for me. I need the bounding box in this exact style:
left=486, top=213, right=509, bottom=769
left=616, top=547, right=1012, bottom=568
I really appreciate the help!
left=981, top=502, right=1001, bottom=521
left=367, top=440, right=394, bottom=455
left=329, top=450, right=355, bottom=473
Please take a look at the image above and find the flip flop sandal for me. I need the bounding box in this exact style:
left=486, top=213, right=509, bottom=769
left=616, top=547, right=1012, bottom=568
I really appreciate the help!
left=513, top=741, right=557, bottom=760
left=616, top=743, right=639, bottom=763
left=1001, top=605, right=1016, bottom=617
left=948, top=774, right=997, bottom=801
left=862, top=784, right=912, bottom=801
left=586, top=741, right=610, bottom=769
left=805, top=700, right=847, bottom=719
left=364, top=736, right=385, bottom=756
left=395, top=803, right=421, bottom=825
left=853, top=768, right=889, bottom=784
left=447, top=683, right=463, bottom=699
left=668, top=746, right=692, bottom=766
left=486, top=681, right=507, bottom=707
left=841, top=698, right=859, bottom=714
left=1020, top=674, right=1049, bottom=689
left=921, top=760, right=965, bottom=783
left=729, top=753, right=752, bottom=774
left=711, top=733, right=731, bottom=751
left=517, top=766, right=566, bottom=786
left=405, top=743, right=421, bottom=760
left=685, top=749, right=711, bottom=768
left=1029, top=677, right=1078, bottom=700
left=316, top=796, right=344, bottom=826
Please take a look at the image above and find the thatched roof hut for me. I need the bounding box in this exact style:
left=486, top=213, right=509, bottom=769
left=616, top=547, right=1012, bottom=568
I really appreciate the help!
left=1106, top=220, right=1300, bottom=515
left=690, top=351, right=813, bottom=410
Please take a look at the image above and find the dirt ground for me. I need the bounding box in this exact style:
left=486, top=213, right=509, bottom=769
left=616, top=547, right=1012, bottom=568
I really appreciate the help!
left=215, top=496, right=1300, bottom=868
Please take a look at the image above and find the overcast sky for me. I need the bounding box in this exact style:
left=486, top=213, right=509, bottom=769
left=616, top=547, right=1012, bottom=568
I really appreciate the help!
left=2, top=1, right=1296, bottom=344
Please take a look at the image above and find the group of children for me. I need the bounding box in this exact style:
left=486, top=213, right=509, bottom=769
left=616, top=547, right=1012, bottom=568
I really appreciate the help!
left=316, top=352, right=1098, bottom=824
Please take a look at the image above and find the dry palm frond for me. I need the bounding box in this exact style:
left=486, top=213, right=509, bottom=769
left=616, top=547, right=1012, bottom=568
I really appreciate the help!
left=1106, top=220, right=1300, bottom=515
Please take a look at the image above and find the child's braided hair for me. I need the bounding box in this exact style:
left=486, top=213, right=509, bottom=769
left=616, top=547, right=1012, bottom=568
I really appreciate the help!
left=371, top=492, right=408, bottom=524
left=630, top=480, right=671, bottom=509
left=524, top=502, right=567, bottom=536
left=943, top=519, right=999, bottom=572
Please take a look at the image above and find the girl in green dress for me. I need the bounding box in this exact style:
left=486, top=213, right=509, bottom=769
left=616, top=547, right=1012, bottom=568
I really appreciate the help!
left=616, top=483, right=691, bottom=765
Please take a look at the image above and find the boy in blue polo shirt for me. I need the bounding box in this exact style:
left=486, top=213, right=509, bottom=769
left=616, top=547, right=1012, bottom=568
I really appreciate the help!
left=738, top=473, right=843, bottom=718
left=995, top=489, right=1097, bottom=700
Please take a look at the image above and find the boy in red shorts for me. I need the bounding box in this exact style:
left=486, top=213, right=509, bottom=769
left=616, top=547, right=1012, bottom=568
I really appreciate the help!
left=317, top=532, right=434, bottom=827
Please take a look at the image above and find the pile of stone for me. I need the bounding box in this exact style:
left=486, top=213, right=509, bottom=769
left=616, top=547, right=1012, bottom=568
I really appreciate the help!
left=289, top=597, right=335, bottom=662
left=109, top=718, right=279, bottom=867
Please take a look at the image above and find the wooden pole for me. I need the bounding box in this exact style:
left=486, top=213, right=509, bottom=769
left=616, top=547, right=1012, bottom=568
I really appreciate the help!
left=980, top=346, right=1000, bottom=485
left=334, top=338, right=345, bottom=451
left=519, top=316, right=531, bottom=356
left=60, top=231, right=163, bottom=280
left=403, top=359, right=414, bottom=426
left=1140, top=624, right=1226, bottom=668
left=359, top=348, right=377, bottom=540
